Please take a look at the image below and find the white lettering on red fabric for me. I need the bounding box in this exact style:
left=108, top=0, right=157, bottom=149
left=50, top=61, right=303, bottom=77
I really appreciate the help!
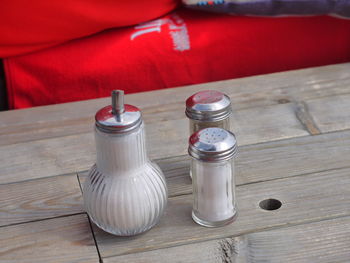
left=130, top=13, right=190, bottom=52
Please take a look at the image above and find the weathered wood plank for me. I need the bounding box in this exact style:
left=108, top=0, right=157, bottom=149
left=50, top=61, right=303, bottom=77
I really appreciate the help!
left=93, top=167, right=350, bottom=257
left=106, top=216, right=350, bottom=263
left=0, top=133, right=94, bottom=185
left=80, top=128, right=350, bottom=198
left=0, top=64, right=348, bottom=262
left=1, top=63, right=349, bottom=146
left=159, top=129, right=350, bottom=196
left=146, top=103, right=309, bottom=159
left=0, top=103, right=308, bottom=184
left=0, top=174, right=83, bottom=227
left=79, top=126, right=350, bottom=200
left=307, top=94, right=350, bottom=133
left=0, top=214, right=99, bottom=263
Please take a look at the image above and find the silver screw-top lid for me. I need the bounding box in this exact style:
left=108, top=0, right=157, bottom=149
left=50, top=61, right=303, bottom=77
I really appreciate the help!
left=95, top=90, right=142, bottom=133
left=188, top=127, right=237, bottom=162
left=185, top=90, right=232, bottom=122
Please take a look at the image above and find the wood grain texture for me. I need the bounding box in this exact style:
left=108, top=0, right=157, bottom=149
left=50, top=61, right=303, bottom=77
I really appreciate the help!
left=0, top=214, right=99, bottom=263
left=156, top=129, right=350, bottom=197
left=0, top=174, right=83, bottom=227
left=146, top=102, right=309, bottom=159
left=76, top=128, right=350, bottom=199
left=0, top=64, right=349, bottom=262
left=0, top=133, right=95, bottom=185
left=1, top=63, right=349, bottom=146
left=93, top=167, right=350, bottom=258
left=106, top=216, right=350, bottom=263
left=294, top=101, right=321, bottom=135
left=0, top=102, right=308, bottom=184
left=307, top=94, right=350, bottom=133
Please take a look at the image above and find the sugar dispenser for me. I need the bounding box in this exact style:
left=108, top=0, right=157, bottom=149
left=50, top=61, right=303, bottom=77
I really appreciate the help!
left=185, top=90, right=232, bottom=135
left=83, top=90, right=167, bottom=236
left=189, top=127, right=238, bottom=227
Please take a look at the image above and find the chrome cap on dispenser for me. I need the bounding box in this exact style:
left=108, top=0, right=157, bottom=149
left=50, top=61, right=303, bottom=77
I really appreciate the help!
left=95, top=90, right=142, bottom=133
left=185, top=90, right=232, bottom=122
left=188, top=127, right=237, bottom=162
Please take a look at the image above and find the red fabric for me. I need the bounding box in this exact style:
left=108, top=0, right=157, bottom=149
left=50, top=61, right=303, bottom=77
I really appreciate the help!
left=4, top=9, right=350, bottom=109
left=0, top=0, right=178, bottom=57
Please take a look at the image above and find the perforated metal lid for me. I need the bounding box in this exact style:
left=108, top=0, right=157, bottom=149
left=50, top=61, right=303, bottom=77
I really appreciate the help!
left=188, top=127, right=237, bottom=162
left=185, top=90, right=232, bottom=122
left=95, top=90, right=142, bottom=133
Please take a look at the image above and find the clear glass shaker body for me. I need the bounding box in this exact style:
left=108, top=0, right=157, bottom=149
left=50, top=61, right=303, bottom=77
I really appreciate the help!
left=191, top=158, right=237, bottom=227
left=188, top=127, right=238, bottom=227
left=189, top=116, right=231, bottom=135
left=83, top=124, right=167, bottom=236
left=186, top=90, right=232, bottom=135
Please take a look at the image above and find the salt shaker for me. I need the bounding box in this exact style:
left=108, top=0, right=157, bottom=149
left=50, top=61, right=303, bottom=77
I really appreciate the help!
left=186, top=90, right=233, bottom=179
left=83, top=90, right=167, bottom=236
left=185, top=90, right=232, bottom=135
left=188, top=127, right=238, bottom=227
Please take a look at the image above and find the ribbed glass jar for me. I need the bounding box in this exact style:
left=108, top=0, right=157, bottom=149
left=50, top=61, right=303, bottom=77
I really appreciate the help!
left=83, top=124, right=167, bottom=236
left=83, top=90, right=167, bottom=236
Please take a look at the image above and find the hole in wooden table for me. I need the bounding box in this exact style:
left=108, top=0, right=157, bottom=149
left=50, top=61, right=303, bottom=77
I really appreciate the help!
left=277, top=98, right=290, bottom=104
left=259, top=198, right=282, bottom=211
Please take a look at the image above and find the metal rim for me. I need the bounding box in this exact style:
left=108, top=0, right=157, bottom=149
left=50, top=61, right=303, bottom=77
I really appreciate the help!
left=185, top=107, right=232, bottom=122
left=95, top=118, right=142, bottom=134
left=95, top=90, right=142, bottom=134
left=188, top=143, right=237, bottom=162
left=185, top=91, right=232, bottom=122
left=188, top=127, right=238, bottom=162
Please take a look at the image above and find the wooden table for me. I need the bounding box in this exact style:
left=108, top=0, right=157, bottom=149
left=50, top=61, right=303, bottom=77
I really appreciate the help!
left=1, top=63, right=350, bottom=262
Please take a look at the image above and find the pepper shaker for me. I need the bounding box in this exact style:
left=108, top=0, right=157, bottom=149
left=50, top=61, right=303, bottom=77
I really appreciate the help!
left=83, top=90, right=167, bottom=236
left=188, top=127, right=238, bottom=227
left=185, top=90, right=232, bottom=135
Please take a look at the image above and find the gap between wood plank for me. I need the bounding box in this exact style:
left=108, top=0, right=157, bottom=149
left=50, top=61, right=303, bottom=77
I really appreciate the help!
left=77, top=173, right=103, bottom=263
left=1, top=127, right=349, bottom=188
left=2, top=129, right=349, bottom=228
left=3, top=164, right=347, bottom=229
left=103, top=213, right=350, bottom=260
left=2, top=169, right=349, bottom=258
left=91, top=167, right=350, bottom=257
left=0, top=171, right=80, bottom=186
left=2, top=63, right=350, bottom=147
left=0, top=213, right=99, bottom=263
left=2, top=134, right=348, bottom=258
left=0, top=212, right=86, bottom=228
left=0, top=101, right=311, bottom=185
left=167, top=165, right=350, bottom=197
